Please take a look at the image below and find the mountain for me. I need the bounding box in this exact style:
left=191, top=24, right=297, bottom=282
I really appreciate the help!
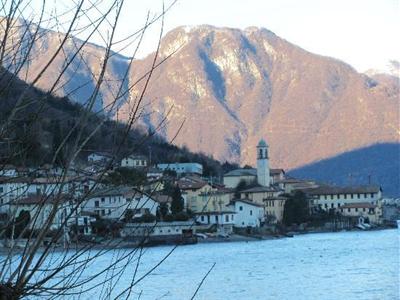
left=121, top=26, right=399, bottom=168
left=0, top=67, right=228, bottom=175
left=2, top=22, right=399, bottom=194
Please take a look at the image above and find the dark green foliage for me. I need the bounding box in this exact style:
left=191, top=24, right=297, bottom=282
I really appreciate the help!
left=170, top=186, right=184, bottom=215
left=163, top=214, right=175, bottom=222
left=105, top=168, right=146, bottom=186
left=131, top=212, right=156, bottom=223
left=157, top=202, right=169, bottom=220
left=5, top=210, right=31, bottom=238
left=124, top=209, right=134, bottom=222
left=282, top=191, right=310, bottom=226
left=173, top=211, right=189, bottom=221
left=0, top=67, right=237, bottom=178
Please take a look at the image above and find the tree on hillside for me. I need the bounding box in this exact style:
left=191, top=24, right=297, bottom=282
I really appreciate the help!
left=282, top=191, right=310, bottom=226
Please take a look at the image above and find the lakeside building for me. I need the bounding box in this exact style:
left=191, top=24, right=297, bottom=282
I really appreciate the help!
left=120, top=155, right=148, bottom=168
left=195, top=189, right=235, bottom=213
left=338, top=202, right=382, bottom=224
left=304, top=185, right=382, bottom=211
left=177, top=176, right=215, bottom=211
left=157, top=163, right=203, bottom=175
left=9, top=194, right=73, bottom=230
left=194, top=211, right=236, bottom=234
left=81, top=187, right=159, bottom=220
left=121, top=221, right=196, bottom=245
left=227, top=199, right=264, bottom=228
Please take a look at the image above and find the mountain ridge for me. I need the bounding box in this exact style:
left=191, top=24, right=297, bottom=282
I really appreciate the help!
left=1, top=22, right=399, bottom=194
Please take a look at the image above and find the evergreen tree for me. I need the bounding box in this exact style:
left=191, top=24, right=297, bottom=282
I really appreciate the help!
left=282, top=191, right=310, bottom=226
left=170, top=186, right=184, bottom=215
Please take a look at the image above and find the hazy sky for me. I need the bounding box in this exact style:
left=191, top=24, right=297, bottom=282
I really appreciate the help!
left=29, top=0, right=400, bottom=72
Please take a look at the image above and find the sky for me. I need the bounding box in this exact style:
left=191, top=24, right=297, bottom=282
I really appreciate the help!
left=27, top=0, right=400, bottom=72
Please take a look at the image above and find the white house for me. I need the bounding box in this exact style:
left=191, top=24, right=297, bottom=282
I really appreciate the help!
left=9, top=194, right=73, bottom=230
left=82, top=187, right=159, bottom=220
left=146, top=167, right=163, bottom=180
left=228, top=199, right=264, bottom=228
left=0, top=165, right=17, bottom=177
left=194, top=210, right=235, bottom=234
left=157, top=163, right=203, bottom=175
left=87, top=152, right=112, bottom=164
left=121, top=155, right=148, bottom=168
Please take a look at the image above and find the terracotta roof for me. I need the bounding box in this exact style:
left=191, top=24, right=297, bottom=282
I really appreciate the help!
left=224, top=168, right=284, bottom=177
left=263, top=196, right=288, bottom=201
left=229, top=198, right=264, bottom=207
left=305, top=185, right=381, bottom=195
left=340, top=202, right=377, bottom=209
left=13, top=194, right=71, bottom=205
left=177, top=179, right=208, bottom=190
left=194, top=211, right=236, bottom=215
left=241, top=185, right=281, bottom=193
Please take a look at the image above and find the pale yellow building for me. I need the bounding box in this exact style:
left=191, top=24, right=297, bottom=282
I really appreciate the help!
left=264, top=196, right=287, bottom=224
left=338, top=202, right=382, bottom=225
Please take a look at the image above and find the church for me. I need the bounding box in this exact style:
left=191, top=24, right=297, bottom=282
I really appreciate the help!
left=223, top=139, right=287, bottom=223
left=223, top=139, right=285, bottom=189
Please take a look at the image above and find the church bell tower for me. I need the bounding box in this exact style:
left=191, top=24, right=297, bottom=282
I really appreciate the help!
left=257, top=139, right=270, bottom=187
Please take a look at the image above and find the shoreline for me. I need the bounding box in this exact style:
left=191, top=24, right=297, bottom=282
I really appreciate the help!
left=0, top=226, right=394, bottom=253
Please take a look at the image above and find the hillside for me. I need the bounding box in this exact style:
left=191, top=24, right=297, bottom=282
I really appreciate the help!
left=1, top=22, right=399, bottom=195
left=0, top=67, right=229, bottom=176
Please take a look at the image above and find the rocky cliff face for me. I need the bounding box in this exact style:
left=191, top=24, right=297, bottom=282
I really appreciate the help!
left=121, top=25, right=399, bottom=170
left=3, top=22, right=399, bottom=172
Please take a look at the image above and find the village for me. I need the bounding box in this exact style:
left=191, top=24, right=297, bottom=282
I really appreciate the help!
left=0, top=139, right=399, bottom=248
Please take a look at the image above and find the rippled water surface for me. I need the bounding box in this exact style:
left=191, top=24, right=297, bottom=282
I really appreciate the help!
left=79, top=229, right=399, bottom=300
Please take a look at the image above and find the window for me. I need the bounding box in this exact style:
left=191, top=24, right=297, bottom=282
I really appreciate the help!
left=344, top=194, right=347, bottom=199
left=239, top=206, right=243, bottom=211
left=324, top=204, right=328, bottom=208
left=250, top=210, right=253, bottom=216
left=331, top=203, right=334, bottom=208
left=231, top=215, right=234, bottom=221
left=330, top=195, right=333, bottom=200
left=340, top=209, right=343, bottom=213
left=355, top=208, right=358, bottom=212
left=201, top=216, right=204, bottom=222
left=101, top=197, right=105, bottom=203
left=0, top=187, right=3, bottom=193
left=351, top=194, right=354, bottom=199
left=348, top=208, right=351, bottom=212
left=324, top=195, right=327, bottom=200
left=225, top=215, right=229, bottom=222
left=363, top=208, right=366, bottom=212
left=370, top=193, right=374, bottom=198
left=357, top=194, right=360, bottom=199
left=215, top=215, right=219, bottom=222
left=95, top=201, right=99, bottom=208
left=338, top=203, right=341, bottom=207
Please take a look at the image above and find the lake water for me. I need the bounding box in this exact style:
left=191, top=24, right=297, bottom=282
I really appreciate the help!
left=4, top=229, right=399, bottom=299
left=75, top=229, right=398, bottom=300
